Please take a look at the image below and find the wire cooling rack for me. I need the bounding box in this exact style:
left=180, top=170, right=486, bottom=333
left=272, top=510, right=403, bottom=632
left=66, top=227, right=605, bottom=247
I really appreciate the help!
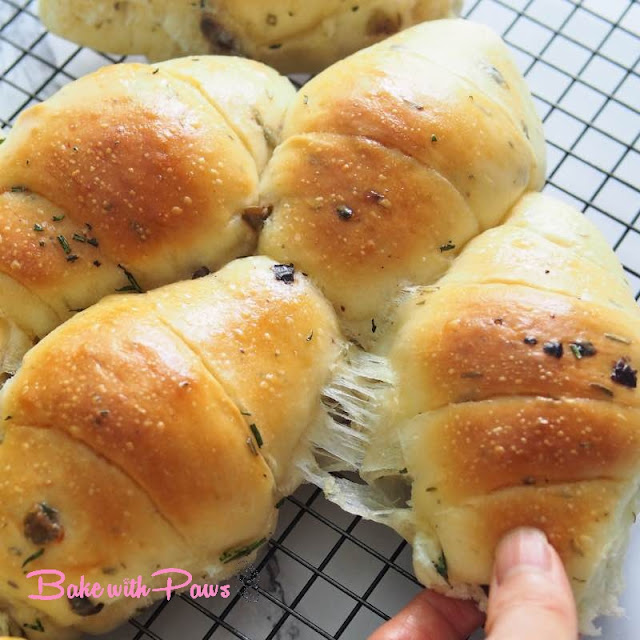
left=1, top=1, right=640, bottom=639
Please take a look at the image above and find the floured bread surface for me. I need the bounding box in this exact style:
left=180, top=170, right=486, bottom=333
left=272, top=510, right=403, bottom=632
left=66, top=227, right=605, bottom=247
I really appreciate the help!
left=39, top=0, right=461, bottom=73
left=0, top=256, right=344, bottom=638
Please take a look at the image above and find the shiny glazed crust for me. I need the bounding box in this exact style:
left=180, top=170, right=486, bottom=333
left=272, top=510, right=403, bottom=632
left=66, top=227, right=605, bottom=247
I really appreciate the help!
left=0, top=256, right=343, bottom=637
left=258, top=19, right=546, bottom=344
left=0, top=57, right=295, bottom=363
left=0, top=18, right=637, bottom=639
left=364, top=193, right=640, bottom=630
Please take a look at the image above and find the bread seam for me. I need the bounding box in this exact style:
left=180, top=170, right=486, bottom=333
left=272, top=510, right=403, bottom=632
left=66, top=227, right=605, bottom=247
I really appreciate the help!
left=0, top=418, right=189, bottom=551
left=507, top=216, right=629, bottom=279
left=449, top=476, right=624, bottom=503
left=270, top=130, right=481, bottom=243
left=377, top=44, right=540, bottom=185
left=153, top=314, right=279, bottom=483
left=433, top=277, right=638, bottom=321
left=404, top=392, right=640, bottom=422
left=156, top=67, right=259, bottom=170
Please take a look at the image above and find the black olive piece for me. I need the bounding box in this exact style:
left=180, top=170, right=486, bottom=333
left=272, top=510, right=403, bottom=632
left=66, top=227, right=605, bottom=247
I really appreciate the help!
left=23, top=503, right=63, bottom=545
left=543, top=341, right=563, bottom=358
left=611, top=358, right=637, bottom=388
left=570, top=341, right=597, bottom=358
left=272, top=263, right=295, bottom=284
left=192, top=266, right=211, bottom=280
left=336, top=205, right=353, bottom=220
left=68, top=596, right=104, bottom=617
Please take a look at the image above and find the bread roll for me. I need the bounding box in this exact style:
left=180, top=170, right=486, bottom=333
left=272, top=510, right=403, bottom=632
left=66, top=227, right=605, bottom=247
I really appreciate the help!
left=38, top=0, right=461, bottom=74
left=1, top=17, right=636, bottom=638
left=0, top=256, right=343, bottom=638
left=328, top=193, right=640, bottom=635
left=0, top=57, right=295, bottom=375
left=258, top=19, right=546, bottom=346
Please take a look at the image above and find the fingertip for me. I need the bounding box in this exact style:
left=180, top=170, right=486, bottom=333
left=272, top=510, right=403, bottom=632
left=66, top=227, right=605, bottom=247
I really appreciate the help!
left=487, top=528, right=578, bottom=640
left=494, top=527, right=552, bottom=585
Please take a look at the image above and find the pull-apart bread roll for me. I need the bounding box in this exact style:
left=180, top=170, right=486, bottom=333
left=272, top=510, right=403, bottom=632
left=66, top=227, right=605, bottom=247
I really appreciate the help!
left=39, top=0, right=461, bottom=74
left=0, top=57, right=295, bottom=375
left=0, top=256, right=344, bottom=638
left=258, top=19, right=546, bottom=345
left=336, top=193, right=639, bottom=635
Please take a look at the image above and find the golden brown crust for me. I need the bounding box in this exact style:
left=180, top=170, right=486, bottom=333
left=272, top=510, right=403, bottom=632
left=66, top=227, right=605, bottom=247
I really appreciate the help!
left=157, top=57, right=296, bottom=173
left=0, top=58, right=295, bottom=372
left=436, top=193, right=635, bottom=314
left=259, top=133, right=477, bottom=330
left=259, top=20, right=545, bottom=333
left=282, top=52, right=537, bottom=226
left=389, top=193, right=640, bottom=415
left=0, top=18, right=635, bottom=640
left=0, top=192, right=123, bottom=318
left=0, top=192, right=111, bottom=289
left=150, top=255, right=344, bottom=488
left=2, top=295, right=276, bottom=551
left=0, top=425, right=189, bottom=634
left=375, top=192, right=640, bottom=624
left=391, top=283, right=640, bottom=415
left=1, top=63, right=256, bottom=282
left=386, top=19, right=546, bottom=187
left=404, top=397, right=640, bottom=502
left=0, top=256, right=343, bottom=637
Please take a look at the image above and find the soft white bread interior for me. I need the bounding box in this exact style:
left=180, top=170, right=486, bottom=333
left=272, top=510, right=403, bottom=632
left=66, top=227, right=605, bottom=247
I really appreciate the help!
left=38, top=0, right=461, bottom=74
left=258, top=19, right=546, bottom=346
left=318, top=193, right=640, bottom=635
left=0, top=256, right=344, bottom=639
left=0, top=56, right=295, bottom=373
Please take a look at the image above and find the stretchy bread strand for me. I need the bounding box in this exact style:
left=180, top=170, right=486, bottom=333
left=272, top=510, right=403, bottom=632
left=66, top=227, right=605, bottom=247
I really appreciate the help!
left=310, top=193, right=640, bottom=635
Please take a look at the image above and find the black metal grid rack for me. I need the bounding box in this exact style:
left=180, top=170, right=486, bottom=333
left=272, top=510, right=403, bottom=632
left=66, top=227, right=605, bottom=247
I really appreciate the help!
left=1, top=0, right=639, bottom=639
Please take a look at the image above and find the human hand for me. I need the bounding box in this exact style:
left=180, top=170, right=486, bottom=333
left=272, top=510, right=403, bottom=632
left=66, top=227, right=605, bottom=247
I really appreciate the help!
left=369, top=528, right=578, bottom=640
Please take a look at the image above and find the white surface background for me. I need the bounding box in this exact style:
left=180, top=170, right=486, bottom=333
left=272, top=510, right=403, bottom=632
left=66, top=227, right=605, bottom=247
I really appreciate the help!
left=1, top=0, right=639, bottom=638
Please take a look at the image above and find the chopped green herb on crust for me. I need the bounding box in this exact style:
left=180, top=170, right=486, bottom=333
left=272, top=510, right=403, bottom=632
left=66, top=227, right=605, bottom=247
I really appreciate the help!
left=23, top=618, right=44, bottom=632
left=434, top=552, right=448, bottom=580
left=116, top=264, right=143, bottom=293
left=21, top=547, right=45, bottom=569
left=220, top=538, right=266, bottom=564
left=57, top=235, right=71, bottom=255
left=250, top=423, right=263, bottom=448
